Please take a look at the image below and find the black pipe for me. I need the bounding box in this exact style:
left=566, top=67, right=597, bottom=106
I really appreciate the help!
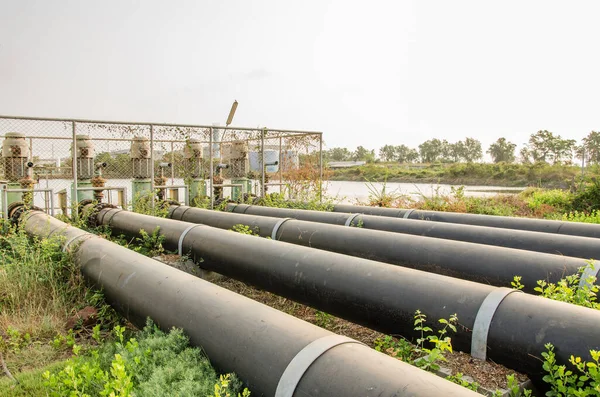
left=95, top=207, right=600, bottom=382
left=227, top=204, right=600, bottom=261
left=19, top=210, right=478, bottom=397
left=330, top=203, right=600, bottom=239
left=172, top=205, right=598, bottom=291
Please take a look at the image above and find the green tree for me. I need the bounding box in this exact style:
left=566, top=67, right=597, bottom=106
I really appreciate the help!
left=487, top=137, right=516, bottom=163
left=379, top=145, right=397, bottom=162
left=395, top=145, right=419, bottom=163
left=448, top=141, right=465, bottom=162
left=324, top=147, right=353, bottom=162
left=519, top=147, right=532, bottom=164
left=461, top=137, right=483, bottom=163
left=581, top=131, right=600, bottom=164
left=439, top=140, right=453, bottom=162
left=352, top=146, right=376, bottom=163
left=418, top=139, right=444, bottom=163
left=524, top=130, right=575, bottom=164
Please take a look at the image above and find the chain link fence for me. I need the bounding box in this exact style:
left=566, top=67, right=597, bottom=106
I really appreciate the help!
left=0, top=116, right=323, bottom=218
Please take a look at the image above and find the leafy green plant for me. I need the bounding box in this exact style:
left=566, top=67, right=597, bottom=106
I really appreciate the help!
left=212, top=374, right=251, bottom=397
left=413, top=310, right=458, bottom=372
left=373, top=335, right=415, bottom=362
left=533, top=265, right=598, bottom=309
left=506, top=373, right=532, bottom=397
left=446, top=372, right=480, bottom=392
left=562, top=210, right=600, bottom=224
left=231, top=224, right=260, bottom=236
left=132, top=191, right=170, bottom=218
left=134, top=226, right=166, bottom=257
left=375, top=311, right=458, bottom=373
left=43, top=320, right=250, bottom=397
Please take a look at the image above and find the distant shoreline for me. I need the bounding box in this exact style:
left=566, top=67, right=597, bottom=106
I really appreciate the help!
left=326, top=162, right=585, bottom=189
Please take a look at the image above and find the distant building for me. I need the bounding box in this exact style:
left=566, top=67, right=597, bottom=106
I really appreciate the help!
left=327, top=161, right=366, bottom=169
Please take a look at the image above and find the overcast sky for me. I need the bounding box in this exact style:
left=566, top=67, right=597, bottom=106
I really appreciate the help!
left=1, top=0, right=598, bottom=154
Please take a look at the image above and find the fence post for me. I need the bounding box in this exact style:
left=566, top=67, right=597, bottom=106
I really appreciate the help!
left=261, top=128, right=266, bottom=197
left=319, top=132, right=323, bottom=202
left=150, top=125, right=155, bottom=212
left=71, top=121, right=78, bottom=220
left=209, top=127, right=214, bottom=209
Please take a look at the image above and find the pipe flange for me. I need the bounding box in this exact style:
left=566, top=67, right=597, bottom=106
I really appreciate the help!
left=85, top=203, right=118, bottom=229
left=8, top=202, right=43, bottom=225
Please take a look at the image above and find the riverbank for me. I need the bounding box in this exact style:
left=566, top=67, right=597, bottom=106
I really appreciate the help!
left=328, top=162, right=593, bottom=188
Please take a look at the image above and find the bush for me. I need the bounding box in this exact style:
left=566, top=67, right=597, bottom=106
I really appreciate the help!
left=43, top=321, right=250, bottom=397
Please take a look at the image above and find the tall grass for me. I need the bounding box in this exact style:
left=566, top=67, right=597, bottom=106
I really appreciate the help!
left=0, top=220, right=87, bottom=339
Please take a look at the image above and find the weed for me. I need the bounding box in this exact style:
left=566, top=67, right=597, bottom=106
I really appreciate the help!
left=134, top=226, right=166, bottom=257
left=539, top=343, right=600, bottom=396
left=314, top=311, right=332, bottom=329
left=374, top=311, right=457, bottom=373
left=363, top=175, right=406, bottom=207
left=446, top=372, right=480, bottom=392
left=231, top=224, right=260, bottom=236
left=132, top=191, right=170, bottom=218
left=506, top=373, right=532, bottom=397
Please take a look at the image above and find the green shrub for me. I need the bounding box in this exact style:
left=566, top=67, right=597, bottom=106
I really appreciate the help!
left=43, top=321, right=250, bottom=397
left=541, top=343, right=600, bottom=396
left=562, top=210, right=600, bottom=224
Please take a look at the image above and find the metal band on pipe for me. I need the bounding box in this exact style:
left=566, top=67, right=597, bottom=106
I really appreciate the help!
left=344, top=213, right=361, bottom=227
left=402, top=209, right=415, bottom=219
left=62, top=234, right=92, bottom=253
left=471, top=287, right=522, bottom=360
left=173, top=206, right=192, bottom=221
left=579, top=262, right=600, bottom=290
left=102, top=208, right=122, bottom=226
left=271, top=218, right=293, bottom=240
left=178, top=225, right=202, bottom=255
left=275, top=335, right=365, bottom=397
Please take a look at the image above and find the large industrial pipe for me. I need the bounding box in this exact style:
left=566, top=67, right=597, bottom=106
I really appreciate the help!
left=171, top=205, right=598, bottom=291
left=18, top=209, right=477, bottom=397
left=226, top=203, right=600, bottom=261
left=93, top=206, right=600, bottom=382
left=330, top=203, right=600, bottom=239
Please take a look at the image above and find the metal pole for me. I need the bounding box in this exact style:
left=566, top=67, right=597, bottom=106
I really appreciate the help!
left=209, top=127, right=214, bottom=210
left=581, top=147, right=585, bottom=191
left=278, top=136, right=283, bottom=195
left=2, top=186, right=7, bottom=219
left=319, top=133, right=323, bottom=202
left=49, top=191, right=55, bottom=216
left=171, top=141, right=175, bottom=184
left=150, top=125, right=155, bottom=211
left=71, top=121, right=78, bottom=220
left=261, top=128, right=265, bottom=197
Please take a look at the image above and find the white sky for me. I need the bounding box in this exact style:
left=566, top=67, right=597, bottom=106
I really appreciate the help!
left=1, top=0, right=599, bottom=154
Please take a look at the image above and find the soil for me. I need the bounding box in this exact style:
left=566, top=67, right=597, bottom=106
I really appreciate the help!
left=209, top=274, right=529, bottom=391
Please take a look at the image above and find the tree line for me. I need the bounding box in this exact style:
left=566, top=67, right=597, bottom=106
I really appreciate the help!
left=324, top=130, right=600, bottom=165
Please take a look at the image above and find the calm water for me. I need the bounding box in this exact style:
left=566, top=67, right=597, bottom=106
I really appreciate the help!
left=7, top=178, right=525, bottom=214
left=325, top=181, right=525, bottom=204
